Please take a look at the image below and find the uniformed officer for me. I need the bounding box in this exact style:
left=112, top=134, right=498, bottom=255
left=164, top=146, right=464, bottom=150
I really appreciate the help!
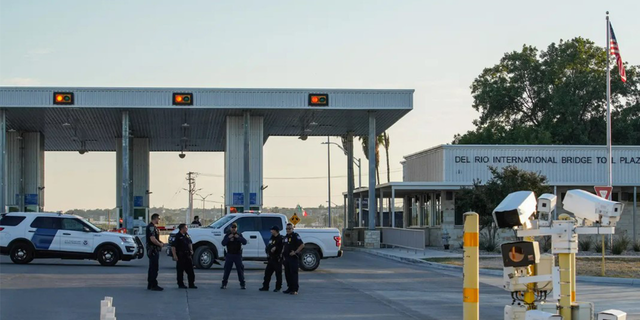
left=191, top=216, right=202, bottom=227
left=171, top=223, right=197, bottom=289
left=146, top=213, right=165, bottom=291
left=283, top=223, right=304, bottom=295
left=259, top=226, right=283, bottom=292
left=220, top=222, right=247, bottom=289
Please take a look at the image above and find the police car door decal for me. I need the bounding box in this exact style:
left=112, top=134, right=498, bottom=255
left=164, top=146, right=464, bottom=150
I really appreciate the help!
left=32, top=228, right=58, bottom=250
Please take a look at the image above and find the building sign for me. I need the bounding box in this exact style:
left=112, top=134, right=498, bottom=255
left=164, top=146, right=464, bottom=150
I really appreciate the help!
left=356, top=198, right=368, bottom=209
left=134, top=196, right=143, bottom=207
left=232, top=193, right=257, bottom=205
left=435, top=146, right=640, bottom=186
left=453, top=155, right=640, bottom=165
left=15, top=194, right=38, bottom=206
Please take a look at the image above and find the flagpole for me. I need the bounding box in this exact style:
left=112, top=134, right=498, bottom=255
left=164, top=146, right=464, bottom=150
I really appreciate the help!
left=603, top=11, right=612, bottom=278
left=606, top=11, right=612, bottom=193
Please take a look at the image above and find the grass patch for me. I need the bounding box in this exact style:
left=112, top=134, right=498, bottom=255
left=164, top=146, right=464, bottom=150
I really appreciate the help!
left=424, top=257, right=640, bottom=278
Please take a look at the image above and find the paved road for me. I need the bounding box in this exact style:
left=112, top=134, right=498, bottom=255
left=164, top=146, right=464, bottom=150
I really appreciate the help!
left=0, top=251, right=638, bottom=320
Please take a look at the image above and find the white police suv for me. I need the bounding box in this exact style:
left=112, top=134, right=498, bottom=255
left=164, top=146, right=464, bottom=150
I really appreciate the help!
left=0, top=212, right=144, bottom=266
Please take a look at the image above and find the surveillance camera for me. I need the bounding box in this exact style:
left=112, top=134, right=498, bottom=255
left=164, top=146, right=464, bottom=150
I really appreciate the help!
left=179, top=153, right=186, bottom=159
left=298, top=135, right=308, bottom=141
left=525, top=310, right=562, bottom=320
left=493, top=191, right=537, bottom=229
left=597, top=309, right=627, bottom=320
left=562, top=189, right=624, bottom=226
left=79, top=150, right=86, bottom=155
left=537, top=194, right=557, bottom=226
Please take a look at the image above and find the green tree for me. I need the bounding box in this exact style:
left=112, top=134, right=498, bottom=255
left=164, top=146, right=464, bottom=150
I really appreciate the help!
left=359, top=134, right=385, bottom=184
left=454, top=37, right=640, bottom=145
left=456, top=166, right=551, bottom=229
left=382, top=131, right=391, bottom=183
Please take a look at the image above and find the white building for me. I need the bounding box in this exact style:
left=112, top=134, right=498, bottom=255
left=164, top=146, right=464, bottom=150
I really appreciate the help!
left=347, top=144, right=639, bottom=247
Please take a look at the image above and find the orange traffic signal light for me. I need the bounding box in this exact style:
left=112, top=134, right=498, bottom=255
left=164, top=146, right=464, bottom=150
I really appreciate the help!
left=308, top=94, right=328, bottom=106
left=173, top=93, right=193, bottom=106
left=53, top=92, right=74, bottom=105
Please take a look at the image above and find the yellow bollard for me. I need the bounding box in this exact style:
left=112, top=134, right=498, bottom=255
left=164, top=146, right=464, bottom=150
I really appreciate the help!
left=523, top=236, right=536, bottom=309
left=571, top=253, right=576, bottom=303
left=463, top=212, right=479, bottom=320
left=559, top=253, right=573, bottom=320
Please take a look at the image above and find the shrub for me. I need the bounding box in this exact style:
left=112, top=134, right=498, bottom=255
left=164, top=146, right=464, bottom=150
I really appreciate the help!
left=480, top=237, right=498, bottom=252
left=594, top=237, right=609, bottom=253
left=540, top=236, right=552, bottom=253
left=611, top=235, right=631, bottom=255
left=578, top=237, right=593, bottom=251
left=479, top=227, right=499, bottom=252
left=633, top=241, right=640, bottom=252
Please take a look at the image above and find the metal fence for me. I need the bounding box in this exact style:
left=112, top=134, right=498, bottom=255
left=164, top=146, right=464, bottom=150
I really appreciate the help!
left=380, top=227, right=425, bottom=250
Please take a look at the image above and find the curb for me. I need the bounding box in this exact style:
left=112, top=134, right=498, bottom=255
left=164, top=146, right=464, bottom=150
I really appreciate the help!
left=348, top=247, right=640, bottom=286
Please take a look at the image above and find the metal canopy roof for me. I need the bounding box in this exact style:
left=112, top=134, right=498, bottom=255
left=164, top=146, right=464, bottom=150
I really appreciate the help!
left=346, top=182, right=464, bottom=199
left=0, top=87, right=413, bottom=152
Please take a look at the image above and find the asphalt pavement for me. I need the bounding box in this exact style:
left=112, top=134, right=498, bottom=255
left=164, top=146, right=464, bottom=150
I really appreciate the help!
left=0, top=251, right=638, bottom=320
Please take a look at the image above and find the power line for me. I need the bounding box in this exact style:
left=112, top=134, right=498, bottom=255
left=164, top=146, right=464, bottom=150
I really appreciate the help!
left=196, top=172, right=224, bottom=178
left=264, top=168, right=402, bottom=180
left=194, top=168, right=403, bottom=181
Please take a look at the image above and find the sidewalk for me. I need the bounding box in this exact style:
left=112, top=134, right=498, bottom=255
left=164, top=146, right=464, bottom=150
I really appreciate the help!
left=348, top=247, right=640, bottom=286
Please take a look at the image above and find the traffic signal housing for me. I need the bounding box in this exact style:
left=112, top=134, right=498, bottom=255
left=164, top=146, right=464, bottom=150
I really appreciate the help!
left=173, top=93, right=193, bottom=106
left=308, top=93, right=329, bottom=107
left=53, top=92, right=74, bottom=105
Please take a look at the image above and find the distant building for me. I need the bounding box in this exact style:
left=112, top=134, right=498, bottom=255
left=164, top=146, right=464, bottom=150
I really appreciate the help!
left=348, top=144, right=640, bottom=247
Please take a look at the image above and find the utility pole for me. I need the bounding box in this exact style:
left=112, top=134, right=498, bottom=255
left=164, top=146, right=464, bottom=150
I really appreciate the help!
left=196, top=193, right=213, bottom=224
left=184, top=172, right=200, bottom=223
left=327, top=136, right=332, bottom=228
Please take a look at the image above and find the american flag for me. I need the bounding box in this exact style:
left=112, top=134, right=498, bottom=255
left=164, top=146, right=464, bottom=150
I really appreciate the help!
left=609, top=23, right=627, bottom=83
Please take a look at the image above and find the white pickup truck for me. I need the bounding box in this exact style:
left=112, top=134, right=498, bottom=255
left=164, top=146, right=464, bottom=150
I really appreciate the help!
left=169, top=213, right=343, bottom=271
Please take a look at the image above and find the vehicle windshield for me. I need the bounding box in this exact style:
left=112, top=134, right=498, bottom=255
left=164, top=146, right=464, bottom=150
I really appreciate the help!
left=208, top=215, right=234, bottom=229
left=79, top=217, right=102, bottom=232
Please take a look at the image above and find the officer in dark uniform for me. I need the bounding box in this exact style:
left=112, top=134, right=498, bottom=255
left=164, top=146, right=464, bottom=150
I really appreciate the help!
left=282, top=223, right=304, bottom=295
left=191, top=216, right=202, bottom=227
left=259, top=226, right=283, bottom=292
left=146, top=213, right=164, bottom=291
left=171, top=223, right=197, bottom=289
left=221, top=222, right=247, bottom=289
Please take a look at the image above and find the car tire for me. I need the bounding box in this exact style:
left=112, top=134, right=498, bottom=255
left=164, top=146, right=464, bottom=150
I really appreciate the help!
left=10, top=242, right=34, bottom=264
left=194, top=246, right=215, bottom=269
left=299, top=248, right=320, bottom=271
left=97, top=245, right=120, bottom=266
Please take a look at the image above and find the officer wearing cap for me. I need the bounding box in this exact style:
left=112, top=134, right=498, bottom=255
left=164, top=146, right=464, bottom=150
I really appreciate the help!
left=259, top=226, right=283, bottom=292
left=221, top=222, right=247, bottom=289
left=283, top=223, right=304, bottom=295
left=171, top=223, right=197, bottom=289
left=146, top=213, right=164, bottom=291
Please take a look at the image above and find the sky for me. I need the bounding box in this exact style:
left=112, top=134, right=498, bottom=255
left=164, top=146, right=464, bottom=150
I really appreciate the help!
left=0, top=0, right=638, bottom=211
